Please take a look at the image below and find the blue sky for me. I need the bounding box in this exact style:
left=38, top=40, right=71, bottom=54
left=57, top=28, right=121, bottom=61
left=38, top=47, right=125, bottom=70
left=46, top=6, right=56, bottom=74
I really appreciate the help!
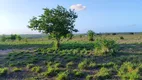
left=0, top=0, right=142, bottom=34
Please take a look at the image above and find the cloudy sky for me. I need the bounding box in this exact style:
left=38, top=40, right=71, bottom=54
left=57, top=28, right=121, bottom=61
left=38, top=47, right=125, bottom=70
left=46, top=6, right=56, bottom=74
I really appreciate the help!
left=0, top=0, right=142, bottom=34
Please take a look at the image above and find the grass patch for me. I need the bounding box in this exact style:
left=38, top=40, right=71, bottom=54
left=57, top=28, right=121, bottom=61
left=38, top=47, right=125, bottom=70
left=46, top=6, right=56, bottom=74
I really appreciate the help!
left=0, top=68, right=8, bottom=76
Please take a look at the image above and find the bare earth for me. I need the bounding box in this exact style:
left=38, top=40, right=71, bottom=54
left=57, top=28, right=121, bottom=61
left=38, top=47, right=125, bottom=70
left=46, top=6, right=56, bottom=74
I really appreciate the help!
left=0, top=49, right=13, bottom=55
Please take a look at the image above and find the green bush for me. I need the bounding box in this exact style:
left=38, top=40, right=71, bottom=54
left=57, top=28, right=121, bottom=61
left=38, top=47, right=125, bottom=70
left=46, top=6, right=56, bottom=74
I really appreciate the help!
left=0, top=68, right=8, bottom=76
left=86, top=75, right=93, bottom=80
left=94, top=39, right=118, bottom=56
left=66, top=61, right=74, bottom=69
left=78, top=60, right=96, bottom=69
left=87, top=30, right=95, bottom=41
left=88, top=62, right=96, bottom=69
left=97, top=62, right=115, bottom=68
left=73, top=69, right=85, bottom=78
left=56, top=71, right=69, bottom=80
left=1, top=35, right=7, bottom=42
left=118, top=62, right=140, bottom=80
left=31, top=66, right=41, bottom=73
left=42, top=66, right=59, bottom=77
left=94, top=67, right=111, bottom=79
left=78, top=60, right=88, bottom=69
left=12, top=67, right=22, bottom=72
left=26, top=64, right=34, bottom=69
left=54, top=63, right=62, bottom=68
left=120, top=36, right=124, bottom=40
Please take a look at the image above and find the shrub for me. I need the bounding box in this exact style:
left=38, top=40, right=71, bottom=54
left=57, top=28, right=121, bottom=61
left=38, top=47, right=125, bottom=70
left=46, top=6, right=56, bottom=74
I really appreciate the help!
left=87, top=30, right=95, bottom=41
left=120, top=36, right=124, bottom=40
left=118, top=62, right=140, bottom=80
left=88, top=62, right=96, bottom=69
left=56, top=71, right=69, bottom=80
left=130, top=32, right=134, bottom=35
left=1, top=35, right=6, bottom=42
left=73, top=69, right=85, bottom=78
left=94, top=39, right=118, bottom=56
left=16, top=35, right=22, bottom=41
left=79, top=34, right=83, bottom=38
left=31, top=66, right=41, bottom=73
left=0, top=68, right=8, bottom=76
left=54, top=63, right=62, bottom=68
left=12, top=67, right=22, bottom=72
left=86, top=75, right=93, bottom=80
left=42, top=66, right=59, bottom=77
left=78, top=60, right=88, bottom=69
left=94, top=67, right=111, bottom=79
left=112, top=33, right=116, bottom=35
left=66, top=61, right=74, bottom=69
left=47, top=48, right=56, bottom=53
left=102, top=62, right=115, bottom=68
left=26, top=64, right=34, bottom=69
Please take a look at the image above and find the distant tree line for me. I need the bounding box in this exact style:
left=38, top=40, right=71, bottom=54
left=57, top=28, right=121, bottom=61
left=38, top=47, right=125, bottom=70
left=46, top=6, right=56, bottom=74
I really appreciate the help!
left=1, top=34, right=22, bottom=42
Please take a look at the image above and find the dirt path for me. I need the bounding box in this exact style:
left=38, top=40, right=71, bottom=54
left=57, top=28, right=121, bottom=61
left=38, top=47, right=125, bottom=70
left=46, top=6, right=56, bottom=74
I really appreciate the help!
left=0, top=49, right=13, bottom=55
left=0, top=47, right=36, bottom=55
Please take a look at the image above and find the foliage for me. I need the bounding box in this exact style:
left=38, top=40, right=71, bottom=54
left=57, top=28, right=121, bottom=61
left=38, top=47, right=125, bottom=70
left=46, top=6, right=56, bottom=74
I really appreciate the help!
left=66, top=33, right=73, bottom=40
left=56, top=71, right=69, bottom=80
left=79, top=34, right=83, bottom=38
left=42, top=66, right=59, bottom=77
left=78, top=59, right=88, bottom=69
left=120, top=36, right=124, bottom=40
left=31, top=66, right=41, bottom=73
left=1, top=34, right=142, bottom=79
left=0, top=68, right=8, bottom=76
left=54, top=63, right=62, bottom=68
left=118, top=62, right=140, bottom=80
left=28, top=5, right=78, bottom=49
left=1, top=35, right=7, bottom=42
left=87, top=30, right=95, bottom=41
left=12, top=67, right=22, bottom=72
left=94, top=39, right=118, bottom=56
left=16, top=35, right=22, bottom=41
left=112, top=33, right=117, bottom=35
left=66, top=61, right=74, bottom=69
left=86, top=75, right=93, bottom=80
left=26, top=64, right=34, bottom=69
left=0, top=34, right=22, bottom=42
left=88, top=62, right=96, bottom=69
left=73, top=69, right=85, bottom=78
left=94, top=67, right=111, bottom=79
left=9, top=34, right=22, bottom=41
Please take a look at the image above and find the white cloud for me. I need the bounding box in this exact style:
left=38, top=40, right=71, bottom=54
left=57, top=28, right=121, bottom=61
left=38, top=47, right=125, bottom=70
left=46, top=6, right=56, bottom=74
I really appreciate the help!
left=70, top=4, right=86, bottom=11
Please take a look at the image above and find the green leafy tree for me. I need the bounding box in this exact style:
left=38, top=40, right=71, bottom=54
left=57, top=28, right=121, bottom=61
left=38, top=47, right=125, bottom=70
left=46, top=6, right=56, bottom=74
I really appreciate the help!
left=16, top=35, right=22, bottom=41
left=28, top=5, right=78, bottom=49
left=1, top=35, right=6, bottom=42
left=87, top=30, right=95, bottom=41
left=10, top=34, right=17, bottom=41
left=67, top=33, right=73, bottom=40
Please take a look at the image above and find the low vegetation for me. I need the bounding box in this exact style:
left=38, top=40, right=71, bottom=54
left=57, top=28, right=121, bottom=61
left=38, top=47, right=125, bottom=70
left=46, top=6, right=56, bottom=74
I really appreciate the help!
left=0, top=3, right=142, bottom=80
left=94, top=67, right=111, bottom=79
left=0, top=68, right=8, bottom=76
left=94, top=39, right=118, bottom=56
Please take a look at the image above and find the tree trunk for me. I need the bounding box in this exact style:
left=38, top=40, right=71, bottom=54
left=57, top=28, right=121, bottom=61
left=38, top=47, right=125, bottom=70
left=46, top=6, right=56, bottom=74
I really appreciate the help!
left=55, top=39, right=60, bottom=50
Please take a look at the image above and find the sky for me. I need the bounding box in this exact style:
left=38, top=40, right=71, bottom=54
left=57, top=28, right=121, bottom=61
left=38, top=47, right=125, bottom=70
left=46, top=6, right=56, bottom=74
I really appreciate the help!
left=0, top=0, right=142, bottom=34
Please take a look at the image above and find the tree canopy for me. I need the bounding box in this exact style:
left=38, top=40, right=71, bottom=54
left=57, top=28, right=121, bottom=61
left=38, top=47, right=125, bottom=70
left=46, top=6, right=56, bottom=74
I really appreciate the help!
left=87, top=30, right=95, bottom=41
left=28, top=5, right=78, bottom=49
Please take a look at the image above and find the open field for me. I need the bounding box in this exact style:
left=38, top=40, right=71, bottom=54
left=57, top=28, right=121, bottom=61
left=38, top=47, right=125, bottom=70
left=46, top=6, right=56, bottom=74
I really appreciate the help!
left=0, top=34, right=142, bottom=80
